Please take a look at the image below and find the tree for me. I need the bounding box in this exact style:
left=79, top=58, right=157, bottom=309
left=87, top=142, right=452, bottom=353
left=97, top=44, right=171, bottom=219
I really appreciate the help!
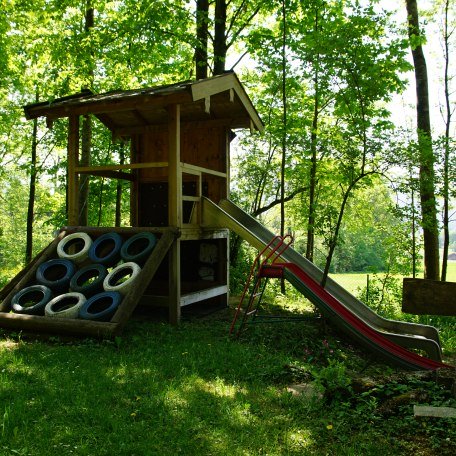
left=405, top=0, right=440, bottom=280
left=437, top=0, right=455, bottom=281
left=195, top=0, right=209, bottom=79
left=194, top=0, right=263, bottom=76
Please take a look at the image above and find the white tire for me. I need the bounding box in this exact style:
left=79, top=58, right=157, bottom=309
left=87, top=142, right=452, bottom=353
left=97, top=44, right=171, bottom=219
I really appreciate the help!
left=103, top=262, right=141, bottom=296
left=45, top=292, right=86, bottom=319
left=57, top=232, right=92, bottom=264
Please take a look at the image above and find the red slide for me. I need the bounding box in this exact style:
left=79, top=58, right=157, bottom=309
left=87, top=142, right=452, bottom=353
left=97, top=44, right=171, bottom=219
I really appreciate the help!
left=282, top=262, right=451, bottom=371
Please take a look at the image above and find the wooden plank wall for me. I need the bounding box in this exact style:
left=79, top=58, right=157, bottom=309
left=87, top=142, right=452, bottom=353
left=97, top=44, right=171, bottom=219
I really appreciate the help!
left=402, top=278, right=456, bottom=316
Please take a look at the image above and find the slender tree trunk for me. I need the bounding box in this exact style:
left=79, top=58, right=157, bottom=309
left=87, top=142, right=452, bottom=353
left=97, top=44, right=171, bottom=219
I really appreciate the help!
left=195, top=0, right=209, bottom=79
left=280, top=0, right=287, bottom=293
left=411, top=175, right=417, bottom=278
left=214, top=0, right=227, bottom=75
left=25, top=114, right=38, bottom=264
left=306, top=31, right=320, bottom=262
left=441, top=0, right=452, bottom=281
left=405, top=0, right=440, bottom=280
left=78, top=2, right=94, bottom=226
left=322, top=186, right=352, bottom=288
left=322, top=173, right=374, bottom=287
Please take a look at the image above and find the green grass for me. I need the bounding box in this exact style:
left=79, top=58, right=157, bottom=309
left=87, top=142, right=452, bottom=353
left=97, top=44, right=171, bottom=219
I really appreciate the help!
left=331, top=262, right=456, bottom=295
left=0, top=308, right=455, bottom=456
left=330, top=264, right=456, bottom=355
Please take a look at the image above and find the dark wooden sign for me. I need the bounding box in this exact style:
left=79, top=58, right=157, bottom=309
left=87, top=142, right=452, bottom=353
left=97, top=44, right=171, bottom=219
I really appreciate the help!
left=402, top=278, right=456, bottom=316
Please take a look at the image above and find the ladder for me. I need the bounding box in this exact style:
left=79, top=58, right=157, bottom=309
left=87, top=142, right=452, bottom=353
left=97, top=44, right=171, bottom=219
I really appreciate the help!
left=229, top=234, right=293, bottom=337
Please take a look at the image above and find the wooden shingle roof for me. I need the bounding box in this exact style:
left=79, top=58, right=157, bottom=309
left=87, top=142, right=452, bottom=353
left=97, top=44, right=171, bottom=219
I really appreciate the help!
left=24, top=72, right=263, bottom=135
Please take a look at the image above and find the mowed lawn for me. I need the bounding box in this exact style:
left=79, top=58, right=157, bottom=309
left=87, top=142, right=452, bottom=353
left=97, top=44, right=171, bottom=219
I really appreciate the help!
left=331, top=261, right=456, bottom=295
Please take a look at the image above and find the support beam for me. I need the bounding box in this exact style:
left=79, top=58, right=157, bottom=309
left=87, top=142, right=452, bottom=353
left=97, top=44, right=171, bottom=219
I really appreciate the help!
left=168, top=104, right=182, bottom=226
left=168, top=104, right=182, bottom=324
left=168, top=239, right=181, bottom=325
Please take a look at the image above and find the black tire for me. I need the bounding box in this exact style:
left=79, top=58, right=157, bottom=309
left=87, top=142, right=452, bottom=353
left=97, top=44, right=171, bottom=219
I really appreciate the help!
left=69, top=263, right=108, bottom=297
left=36, top=259, right=76, bottom=293
left=11, top=285, right=53, bottom=315
left=78, top=291, right=122, bottom=322
left=120, top=232, right=157, bottom=265
left=57, top=232, right=92, bottom=264
left=88, top=232, right=123, bottom=267
left=44, top=292, right=86, bottom=319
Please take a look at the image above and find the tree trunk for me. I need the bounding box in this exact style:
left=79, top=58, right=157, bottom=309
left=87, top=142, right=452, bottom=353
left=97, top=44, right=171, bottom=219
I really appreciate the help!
left=306, top=11, right=320, bottom=263
left=322, top=186, right=352, bottom=288
left=441, top=0, right=451, bottom=281
left=195, top=0, right=209, bottom=79
left=78, top=2, right=94, bottom=226
left=25, top=115, right=38, bottom=264
left=280, top=0, right=287, bottom=293
left=405, top=0, right=440, bottom=281
left=214, top=0, right=227, bottom=75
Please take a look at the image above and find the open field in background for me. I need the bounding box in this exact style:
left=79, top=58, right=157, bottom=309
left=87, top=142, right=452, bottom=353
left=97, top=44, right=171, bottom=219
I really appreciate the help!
left=330, top=261, right=456, bottom=295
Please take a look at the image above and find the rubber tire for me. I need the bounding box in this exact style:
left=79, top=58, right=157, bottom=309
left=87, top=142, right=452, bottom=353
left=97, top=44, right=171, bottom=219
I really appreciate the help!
left=57, top=232, right=92, bottom=264
left=78, top=291, right=122, bottom=322
left=120, top=232, right=157, bottom=265
left=69, top=263, right=108, bottom=297
left=45, top=292, right=86, bottom=319
left=11, top=285, right=53, bottom=315
left=103, top=262, right=141, bottom=296
left=36, top=259, right=76, bottom=293
left=88, top=232, right=123, bottom=267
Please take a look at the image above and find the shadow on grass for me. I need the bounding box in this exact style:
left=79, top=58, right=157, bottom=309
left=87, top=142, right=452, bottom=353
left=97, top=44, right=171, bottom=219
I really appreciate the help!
left=0, top=312, right=445, bottom=456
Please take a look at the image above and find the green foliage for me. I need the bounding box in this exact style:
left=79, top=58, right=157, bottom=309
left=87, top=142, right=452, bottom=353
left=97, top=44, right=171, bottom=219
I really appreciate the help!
left=357, top=274, right=403, bottom=318
left=312, top=358, right=351, bottom=397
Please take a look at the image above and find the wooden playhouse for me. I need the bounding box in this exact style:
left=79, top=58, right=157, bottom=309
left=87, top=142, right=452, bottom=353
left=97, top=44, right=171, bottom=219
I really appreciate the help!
left=0, top=72, right=263, bottom=337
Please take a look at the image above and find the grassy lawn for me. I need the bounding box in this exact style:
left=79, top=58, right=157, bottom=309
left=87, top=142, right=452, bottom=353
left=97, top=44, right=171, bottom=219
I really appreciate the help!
left=331, top=262, right=456, bottom=295
left=0, top=304, right=455, bottom=456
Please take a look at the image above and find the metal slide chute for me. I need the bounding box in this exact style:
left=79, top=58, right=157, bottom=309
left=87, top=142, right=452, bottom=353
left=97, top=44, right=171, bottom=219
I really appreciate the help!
left=202, top=197, right=449, bottom=370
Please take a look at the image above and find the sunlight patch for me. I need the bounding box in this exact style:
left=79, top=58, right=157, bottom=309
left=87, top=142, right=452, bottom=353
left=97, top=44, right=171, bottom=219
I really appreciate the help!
left=287, top=429, right=314, bottom=450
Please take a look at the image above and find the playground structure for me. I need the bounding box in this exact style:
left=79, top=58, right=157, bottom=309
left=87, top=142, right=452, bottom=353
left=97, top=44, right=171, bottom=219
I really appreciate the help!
left=0, top=72, right=451, bottom=370
left=1, top=72, right=263, bottom=331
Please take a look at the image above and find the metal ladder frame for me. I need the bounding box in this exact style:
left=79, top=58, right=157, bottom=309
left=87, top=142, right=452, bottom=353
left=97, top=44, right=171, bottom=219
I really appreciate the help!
left=229, top=234, right=293, bottom=337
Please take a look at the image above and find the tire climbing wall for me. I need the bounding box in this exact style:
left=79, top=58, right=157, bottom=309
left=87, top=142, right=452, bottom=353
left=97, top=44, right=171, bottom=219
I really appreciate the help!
left=0, top=227, right=177, bottom=338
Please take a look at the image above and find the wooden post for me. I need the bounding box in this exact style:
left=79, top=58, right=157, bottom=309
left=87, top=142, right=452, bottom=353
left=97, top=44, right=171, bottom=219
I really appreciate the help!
left=168, top=104, right=181, bottom=324
left=130, top=135, right=139, bottom=226
left=168, top=104, right=181, bottom=227
left=68, top=115, right=79, bottom=226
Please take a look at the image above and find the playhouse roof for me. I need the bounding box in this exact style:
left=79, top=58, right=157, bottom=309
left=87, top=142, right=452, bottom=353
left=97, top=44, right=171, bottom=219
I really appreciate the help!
left=23, top=72, right=264, bottom=134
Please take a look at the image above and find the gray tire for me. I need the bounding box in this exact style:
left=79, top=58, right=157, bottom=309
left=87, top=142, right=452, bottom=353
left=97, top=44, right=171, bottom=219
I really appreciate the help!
left=57, top=232, right=92, bottom=264
left=45, top=292, right=86, bottom=319
left=103, top=262, right=141, bottom=296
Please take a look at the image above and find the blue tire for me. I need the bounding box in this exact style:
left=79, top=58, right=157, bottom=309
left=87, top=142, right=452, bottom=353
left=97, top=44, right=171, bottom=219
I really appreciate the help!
left=11, top=285, right=53, bottom=315
left=70, top=263, right=108, bottom=297
left=88, top=232, right=123, bottom=267
left=36, top=259, right=76, bottom=293
left=78, top=291, right=122, bottom=322
left=120, top=232, right=157, bottom=265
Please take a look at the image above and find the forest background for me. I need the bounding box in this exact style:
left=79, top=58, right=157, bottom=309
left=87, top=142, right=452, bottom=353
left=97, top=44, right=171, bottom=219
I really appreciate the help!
left=0, top=0, right=454, bottom=305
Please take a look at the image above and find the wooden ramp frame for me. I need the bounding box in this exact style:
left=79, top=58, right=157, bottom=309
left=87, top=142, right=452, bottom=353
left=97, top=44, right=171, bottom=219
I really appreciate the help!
left=0, top=227, right=177, bottom=338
